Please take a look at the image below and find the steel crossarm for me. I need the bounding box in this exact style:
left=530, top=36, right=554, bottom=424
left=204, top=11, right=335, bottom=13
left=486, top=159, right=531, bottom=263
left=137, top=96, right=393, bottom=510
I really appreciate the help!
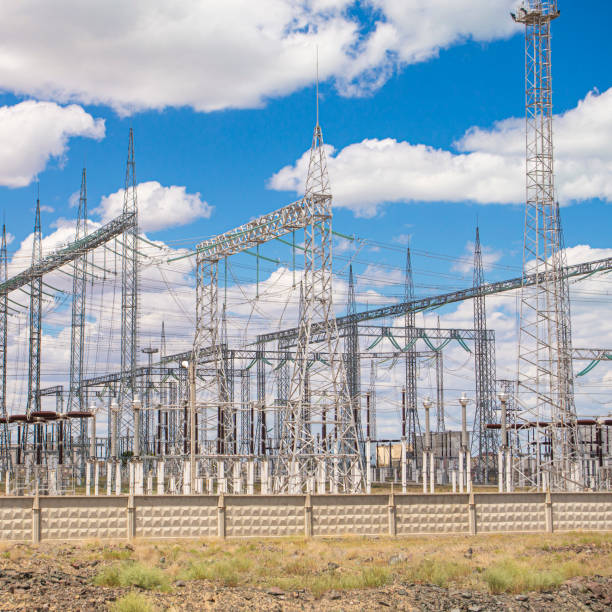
left=195, top=197, right=311, bottom=261
left=0, top=211, right=135, bottom=295
left=256, top=255, right=612, bottom=345
left=38, top=385, right=63, bottom=397
left=571, top=348, right=612, bottom=360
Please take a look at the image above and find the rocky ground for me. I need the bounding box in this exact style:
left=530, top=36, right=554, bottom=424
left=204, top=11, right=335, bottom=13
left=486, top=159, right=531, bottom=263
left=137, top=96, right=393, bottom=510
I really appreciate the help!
left=0, top=537, right=611, bottom=611
left=0, top=551, right=611, bottom=611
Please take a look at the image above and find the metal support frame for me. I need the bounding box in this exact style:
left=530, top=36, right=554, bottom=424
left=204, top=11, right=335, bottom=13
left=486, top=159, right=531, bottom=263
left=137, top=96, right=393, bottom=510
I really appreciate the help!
left=513, top=1, right=578, bottom=489
left=256, top=254, right=612, bottom=345
left=404, top=249, right=421, bottom=452
left=275, top=115, right=362, bottom=493
left=472, top=227, right=498, bottom=482
left=27, top=197, right=43, bottom=419
left=67, top=169, right=88, bottom=463
left=345, top=265, right=361, bottom=445
left=0, top=225, right=10, bottom=471
left=119, top=129, right=139, bottom=438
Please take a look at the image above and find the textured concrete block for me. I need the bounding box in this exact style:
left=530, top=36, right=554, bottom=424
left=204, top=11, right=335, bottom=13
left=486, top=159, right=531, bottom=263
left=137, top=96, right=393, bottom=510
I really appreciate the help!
left=226, top=495, right=303, bottom=537
left=552, top=493, right=612, bottom=531
left=312, top=495, right=388, bottom=536
left=40, top=496, right=127, bottom=540
left=0, top=498, right=32, bottom=542
left=475, top=493, right=546, bottom=533
left=135, top=495, right=217, bottom=539
left=395, top=494, right=469, bottom=535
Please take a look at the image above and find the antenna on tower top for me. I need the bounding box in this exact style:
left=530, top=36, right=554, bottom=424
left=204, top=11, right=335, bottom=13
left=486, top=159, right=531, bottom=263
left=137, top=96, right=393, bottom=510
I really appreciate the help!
left=315, top=46, right=320, bottom=128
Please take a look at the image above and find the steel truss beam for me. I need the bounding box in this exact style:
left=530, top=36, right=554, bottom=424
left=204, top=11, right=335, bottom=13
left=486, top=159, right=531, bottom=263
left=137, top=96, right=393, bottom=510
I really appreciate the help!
left=0, top=212, right=135, bottom=296
left=256, top=255, right=612, bottom=345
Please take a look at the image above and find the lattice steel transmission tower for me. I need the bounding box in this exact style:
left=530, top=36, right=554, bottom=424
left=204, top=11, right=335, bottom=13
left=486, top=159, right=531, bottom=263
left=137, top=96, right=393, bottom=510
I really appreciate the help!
left=404, top=248, right=421, bottom=451
left=435, top=316, right=445, bottom=432
left=472, top=226, right=498, bottom=483
left=27, top=195, right=43, bottom=418
left=0, top=224, right=10, bottom=470
left=512, top=1, right=578, bottom=488
left=193, top=211, right=229, bottom=457
left=276, top=103, right=363, bottom=492
left=119, top=129, right=139, bottom=437
left=367, top=359, right=377, bottom=442
left=345, top=265, right=361, bottom=436
left=68, top=169, right=88, bottom=457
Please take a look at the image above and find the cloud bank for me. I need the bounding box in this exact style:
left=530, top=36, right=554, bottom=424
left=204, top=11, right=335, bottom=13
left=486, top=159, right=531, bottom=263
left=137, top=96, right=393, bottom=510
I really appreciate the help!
left=269, top=87, right=612, bottom=215
left=0, top=1, right=518, bottom=113
left=0, top=101, right=105, bottom=187
left=94, top=181, right=213, bottom=232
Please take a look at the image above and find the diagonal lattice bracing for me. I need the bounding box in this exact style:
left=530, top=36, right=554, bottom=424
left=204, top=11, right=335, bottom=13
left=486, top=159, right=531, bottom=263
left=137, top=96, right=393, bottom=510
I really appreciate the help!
left=513, top=1, right=578, bottom=489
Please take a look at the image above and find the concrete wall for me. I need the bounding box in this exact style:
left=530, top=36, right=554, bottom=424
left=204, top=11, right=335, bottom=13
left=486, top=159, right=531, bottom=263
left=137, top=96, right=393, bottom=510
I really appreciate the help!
left=312, top=495, right=388, bottom=536
left=396, top=494, right=469, bottom=535
left=475, top=493, right=547, bottom=533
left=552, top=493, right=612, bottom=532
left=0, top=492, right=611, bottom=543
left=135, top=495, right=217, bottom=539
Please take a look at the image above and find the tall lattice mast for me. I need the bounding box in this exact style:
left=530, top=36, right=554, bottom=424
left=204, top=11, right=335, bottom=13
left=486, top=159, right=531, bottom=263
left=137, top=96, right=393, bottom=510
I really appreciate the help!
left=512, top=1, right=577, bottom=488
left=345, top=265, right=361, bottom=435
left=404, top=248, right=420, bottom=451
left=435, top=316, right=445, bottom=432
left=276, top=77, right=362, bottom=492
left=367, top=359, right=377, bottom=442
left=119, top=129, right=139, bottom=435
left=26, top=194, right=42, bottom=417
left=472, top=226, right=498, bottom=482
left=68, top=169, right=88, bottom=417
left=0, top=224, right=10, bottom=470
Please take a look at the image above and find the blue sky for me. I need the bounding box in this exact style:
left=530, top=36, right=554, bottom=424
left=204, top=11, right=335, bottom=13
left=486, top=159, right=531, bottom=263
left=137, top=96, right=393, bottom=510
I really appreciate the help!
left=2, top=1, right=610, bottom=293
left=0, top=1, right=611, bottom=420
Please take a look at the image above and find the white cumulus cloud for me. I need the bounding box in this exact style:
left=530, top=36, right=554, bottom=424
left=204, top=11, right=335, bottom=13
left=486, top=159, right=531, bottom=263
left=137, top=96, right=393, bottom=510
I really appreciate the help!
left=0, top=1, right=518, bottom=113
left=94, top=181, right=213, bottom=232
left=0, top=101, right=105, bottom=187
left=269, top=87, right=612, bottom=215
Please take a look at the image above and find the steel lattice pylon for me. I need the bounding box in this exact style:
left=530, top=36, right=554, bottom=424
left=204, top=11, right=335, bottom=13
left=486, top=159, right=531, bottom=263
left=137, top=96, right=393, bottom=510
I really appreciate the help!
left=194, top=252, right=227, bottom=455
left=367, top=359, right=377, bottom=442
left=472, top=227, right=498, bottom=483
left=275, top=116, right=363, bottom=493
left=119, top=129, right=139, bottom=439
left=68, top=169, right=88, bottom=460
left=0, top=225, right=10, bottom=471
left=404, top=248, right=421, bottom=451
left=512, top=1, right=578, bottom=489
left=345, top=265, right=361, bottom=442
left=435, top=316, right=445, bottom=432
left=27, top=197, right=42, bottom=418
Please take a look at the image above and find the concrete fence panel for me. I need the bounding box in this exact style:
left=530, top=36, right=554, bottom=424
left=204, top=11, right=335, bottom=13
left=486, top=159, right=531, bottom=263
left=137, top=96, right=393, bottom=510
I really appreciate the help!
left=225, top=495, right=304, bottom=538
left=135, top=495, right=217, bottom=539
left=2, top=492, right=612, bottom=543
left=395, top=494, right=469, bottom=535
left=40, top=496, right=127, bottom=540
left=0, top=497, right=32, bottom=542
left=552, top=493, right=612, bottom=532
left=312, top=494, right=388, bottom=536
left=475, top=493, right=546, bottom=533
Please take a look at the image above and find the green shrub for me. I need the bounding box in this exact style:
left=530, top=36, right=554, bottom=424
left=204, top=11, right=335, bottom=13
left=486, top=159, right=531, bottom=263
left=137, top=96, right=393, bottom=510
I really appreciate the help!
left=182, top=556, right=252, bottom=587
left=484, top=559, right=564, bottom=594
left=94, top=562, right=170, bottom=591
left=407, top=558, right=472, bottom=588
left=110, top=591, right=157, bottom=612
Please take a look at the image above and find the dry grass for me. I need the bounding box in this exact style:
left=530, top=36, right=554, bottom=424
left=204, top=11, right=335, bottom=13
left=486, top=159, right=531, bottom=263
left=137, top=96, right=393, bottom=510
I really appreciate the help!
left=93, top=562, right=170, bottom=591
left=482, top=558, right=583, bottom=594
left=110, top=591, right=158, bottom=612
left=8, top=531, right=611, bottom=598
